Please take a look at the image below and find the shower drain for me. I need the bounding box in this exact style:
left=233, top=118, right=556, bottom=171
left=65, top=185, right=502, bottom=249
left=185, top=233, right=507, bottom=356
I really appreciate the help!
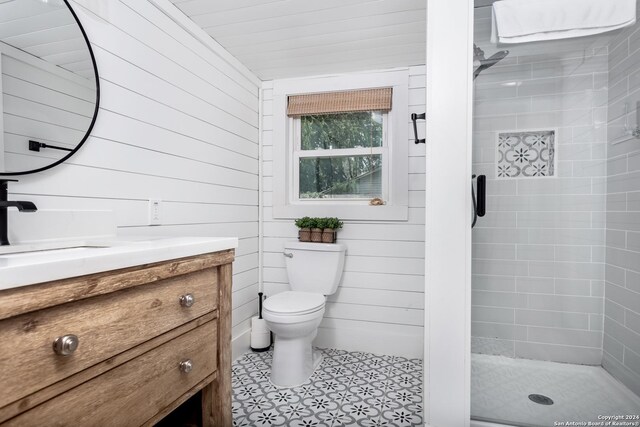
left=528, top=394, right=554, bottom=405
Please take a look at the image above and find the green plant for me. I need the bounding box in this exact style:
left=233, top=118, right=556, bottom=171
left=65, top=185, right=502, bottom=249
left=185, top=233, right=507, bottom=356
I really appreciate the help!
left=294, top=216, right=314, bottom=229
left=315, top=217, right=328, bottom=229
left=324, top=217, right=343, bottom=230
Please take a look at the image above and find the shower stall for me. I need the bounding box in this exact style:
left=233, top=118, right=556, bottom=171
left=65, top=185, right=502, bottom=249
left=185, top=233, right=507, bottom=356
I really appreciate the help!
left=470, top=2, right=640, bottom=425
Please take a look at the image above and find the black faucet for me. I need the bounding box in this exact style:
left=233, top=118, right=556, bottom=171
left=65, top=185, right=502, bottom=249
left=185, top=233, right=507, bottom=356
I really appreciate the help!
left=0, top=180, right=38, bottom=246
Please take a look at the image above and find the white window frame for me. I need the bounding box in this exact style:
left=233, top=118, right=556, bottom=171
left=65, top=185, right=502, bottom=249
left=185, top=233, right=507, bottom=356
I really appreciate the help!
left=291, top=113, right=389, bottom=203
left=271, top=69, right=409, bottom=221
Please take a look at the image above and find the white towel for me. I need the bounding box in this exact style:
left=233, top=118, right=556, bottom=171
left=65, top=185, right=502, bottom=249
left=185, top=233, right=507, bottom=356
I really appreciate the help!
left=491, top=0, right=637, bottom=44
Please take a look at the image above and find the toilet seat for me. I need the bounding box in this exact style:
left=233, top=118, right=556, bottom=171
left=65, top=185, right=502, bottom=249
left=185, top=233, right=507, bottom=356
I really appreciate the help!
left=263, top=291, right=325, bottom=317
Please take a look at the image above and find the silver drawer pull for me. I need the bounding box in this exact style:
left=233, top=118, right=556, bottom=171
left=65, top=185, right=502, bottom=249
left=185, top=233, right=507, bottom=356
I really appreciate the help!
left=283, top=252, right=293, bottom=258
left=53, top=334, right=79, bottom=356
left=179, top=359, right=193, bottom=373
left=179, top=293, right=195, bottom=308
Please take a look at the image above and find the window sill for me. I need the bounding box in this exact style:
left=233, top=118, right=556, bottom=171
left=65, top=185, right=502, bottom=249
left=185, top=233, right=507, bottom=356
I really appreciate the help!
left=272, top=204, right=408, bottom=221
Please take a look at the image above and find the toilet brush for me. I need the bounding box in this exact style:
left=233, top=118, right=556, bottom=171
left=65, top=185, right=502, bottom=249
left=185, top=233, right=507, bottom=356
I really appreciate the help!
left=250, top=292, right=271, bottom=352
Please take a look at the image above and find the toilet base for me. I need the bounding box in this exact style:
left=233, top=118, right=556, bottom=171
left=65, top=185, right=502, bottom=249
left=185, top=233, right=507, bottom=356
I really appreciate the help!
left=313, top=349, right=323, bottom=370
left=269, top=334, right=322, bottom=388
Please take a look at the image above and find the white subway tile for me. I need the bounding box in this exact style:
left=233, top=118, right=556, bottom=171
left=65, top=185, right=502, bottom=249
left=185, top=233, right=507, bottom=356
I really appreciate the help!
left=472, top=306, right=515, bottom=324
left=472, top=290, right=528, bottom=309
left=555, top=246, right=592, bottom=262
left=473, top=243, right=517, bottom=260
left=517, top=75, right=594, bottom=97
left=606, top=282, right=640, bottom=314
left=590, top=314, right=604, bottom=331
left=517, top=244, right=555, bottom=261
left=527, top=326, right=602, bottom=347
left=515, top=341, right=602, bottom=364
left=473, top=275, right=517, bottom=292
left=604, top=317, right=640, bottom=356
left=472, top=321, right=527, bottom=340
left=554, top=278, right=591, bottom=295
left=528, top=294, right=603, bottom=313
left=515, top=309, right=588, bottom=329
left=471, top=337, right=515, bottom=357
left=516, top=277, right=555, bottom=294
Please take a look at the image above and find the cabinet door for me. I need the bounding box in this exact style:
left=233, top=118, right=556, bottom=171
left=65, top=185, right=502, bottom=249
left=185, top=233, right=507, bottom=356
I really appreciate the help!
left=0, top=269, right=217, bottom=407
left=6, top=321, right=217, bottom=427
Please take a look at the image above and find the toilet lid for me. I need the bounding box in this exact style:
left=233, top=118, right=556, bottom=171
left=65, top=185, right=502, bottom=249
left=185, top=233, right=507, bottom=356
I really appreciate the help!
left=263, top=291, right=325, bottom=315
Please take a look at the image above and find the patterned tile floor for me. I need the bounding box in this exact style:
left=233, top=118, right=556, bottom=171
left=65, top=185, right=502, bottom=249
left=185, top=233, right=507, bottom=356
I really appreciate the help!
left=232, top=347, right=423, bottom=427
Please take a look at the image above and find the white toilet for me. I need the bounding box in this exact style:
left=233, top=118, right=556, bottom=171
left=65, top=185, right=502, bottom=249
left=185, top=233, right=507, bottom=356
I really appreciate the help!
left=263, top=241, right=346, bottom=387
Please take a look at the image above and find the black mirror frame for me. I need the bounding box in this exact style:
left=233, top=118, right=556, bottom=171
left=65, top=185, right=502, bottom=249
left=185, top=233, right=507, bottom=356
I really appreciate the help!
left=0, top=0, right=100, bottom=176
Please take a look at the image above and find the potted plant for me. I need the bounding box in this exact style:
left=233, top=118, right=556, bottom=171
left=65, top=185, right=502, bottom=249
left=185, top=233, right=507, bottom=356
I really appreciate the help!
left=311, top=217, right=325, bottom=242
left=294, top=217, right=314, bottom=242
left=322, top=217, right=343, bottom=243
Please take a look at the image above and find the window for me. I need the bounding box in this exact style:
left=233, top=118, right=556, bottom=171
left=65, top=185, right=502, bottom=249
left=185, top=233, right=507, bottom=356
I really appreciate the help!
left=294, top=111, right=387, bottom=201
left=271, top=70, right=409, bottom=221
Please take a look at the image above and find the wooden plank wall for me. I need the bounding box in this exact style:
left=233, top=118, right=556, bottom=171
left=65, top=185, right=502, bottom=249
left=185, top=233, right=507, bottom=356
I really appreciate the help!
left=1, top=48, right=96, bottom=170
left=7, top=0, right=261, bottom=356
left=260, top=66, right=426, bottom=358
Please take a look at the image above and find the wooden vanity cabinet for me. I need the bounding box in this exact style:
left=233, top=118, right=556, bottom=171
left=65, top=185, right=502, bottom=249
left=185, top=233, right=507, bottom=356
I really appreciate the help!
left=0, top=249, right=234, bottom=427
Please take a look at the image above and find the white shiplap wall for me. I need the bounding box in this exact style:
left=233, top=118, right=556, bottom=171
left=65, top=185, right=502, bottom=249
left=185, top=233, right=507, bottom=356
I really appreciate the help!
left=2, top=47, right=96, bottom=171
left=7, top=0, right=260, bottom=356
left=260, top=66, right=426, bottom=358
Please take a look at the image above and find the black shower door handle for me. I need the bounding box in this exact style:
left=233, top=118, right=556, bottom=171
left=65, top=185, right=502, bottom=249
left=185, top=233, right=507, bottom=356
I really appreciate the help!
left=476, top=175, right=486, bottom=217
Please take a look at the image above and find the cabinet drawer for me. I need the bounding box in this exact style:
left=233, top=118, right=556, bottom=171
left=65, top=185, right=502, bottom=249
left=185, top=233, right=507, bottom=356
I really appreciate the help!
left=5, top=321, right=217, bottom=427
left=0, top=269, right=217, bottom=408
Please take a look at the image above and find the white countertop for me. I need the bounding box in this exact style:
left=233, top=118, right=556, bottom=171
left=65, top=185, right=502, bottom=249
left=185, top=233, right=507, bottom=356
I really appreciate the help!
left=0, top=236, right=238, bottom=291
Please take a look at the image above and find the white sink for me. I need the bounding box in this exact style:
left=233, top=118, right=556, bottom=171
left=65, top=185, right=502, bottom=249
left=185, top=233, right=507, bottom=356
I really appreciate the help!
left=0, top=236, right=239, bottom=291
left=0, top=239, right=128, bottom=255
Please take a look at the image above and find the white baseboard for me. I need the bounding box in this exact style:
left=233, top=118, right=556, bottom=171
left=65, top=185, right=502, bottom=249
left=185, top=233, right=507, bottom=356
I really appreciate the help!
left=233, top=324, right=423, bottom=360
left=232, top=328, right=251, bottom=361
left=313, top=326, right=424, bottom=359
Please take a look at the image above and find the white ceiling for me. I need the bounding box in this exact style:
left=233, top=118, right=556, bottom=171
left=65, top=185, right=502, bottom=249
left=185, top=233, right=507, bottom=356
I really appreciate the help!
left=169, top=0, right=426, bottom=80
left=170, top=0, right=617, bottom=80
left=0, top=0, right=95, bottom=79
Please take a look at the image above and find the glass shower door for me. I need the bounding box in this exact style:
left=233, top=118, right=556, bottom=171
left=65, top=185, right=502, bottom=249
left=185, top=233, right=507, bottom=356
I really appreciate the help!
left=470, top=3, right=640, bottom=425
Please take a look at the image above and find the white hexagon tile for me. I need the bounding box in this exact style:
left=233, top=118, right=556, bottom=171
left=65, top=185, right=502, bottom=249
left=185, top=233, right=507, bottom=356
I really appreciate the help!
left=471, top=353, right=640, bottom=426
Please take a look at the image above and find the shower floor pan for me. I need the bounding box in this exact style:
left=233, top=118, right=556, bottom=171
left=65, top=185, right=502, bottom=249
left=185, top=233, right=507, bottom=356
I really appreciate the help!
left=471, top=353, right=640, bottom=427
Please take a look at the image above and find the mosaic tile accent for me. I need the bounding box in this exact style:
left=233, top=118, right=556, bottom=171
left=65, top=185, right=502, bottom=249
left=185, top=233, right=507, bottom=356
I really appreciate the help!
left=496, top=130, right=556, bottom=178
left=232, top=347, right=423, bottom=427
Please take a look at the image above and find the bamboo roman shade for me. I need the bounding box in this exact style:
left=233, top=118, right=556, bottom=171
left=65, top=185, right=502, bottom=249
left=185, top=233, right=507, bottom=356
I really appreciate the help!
left=287, top=87, right=393, bottom=116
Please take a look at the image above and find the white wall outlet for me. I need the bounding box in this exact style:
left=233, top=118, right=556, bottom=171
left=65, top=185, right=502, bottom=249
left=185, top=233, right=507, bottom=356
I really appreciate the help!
left=148, top=199, right=162, bottom=225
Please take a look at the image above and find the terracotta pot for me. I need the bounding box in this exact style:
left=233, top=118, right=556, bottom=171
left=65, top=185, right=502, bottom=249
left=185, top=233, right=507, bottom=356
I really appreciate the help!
left=322, top=229, right=336, bottom=243
left=310, top=228, right=323, bottom=242
left=298, top=228, right=311, bottom=242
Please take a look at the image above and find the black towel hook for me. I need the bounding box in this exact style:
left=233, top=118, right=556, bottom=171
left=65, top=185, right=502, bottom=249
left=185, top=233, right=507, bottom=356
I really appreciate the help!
left=411, top=113, right=426, bottom=144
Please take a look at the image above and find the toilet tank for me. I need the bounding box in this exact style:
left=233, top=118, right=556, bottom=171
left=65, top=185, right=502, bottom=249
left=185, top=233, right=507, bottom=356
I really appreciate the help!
left=283, top=242, right=346, bottom=295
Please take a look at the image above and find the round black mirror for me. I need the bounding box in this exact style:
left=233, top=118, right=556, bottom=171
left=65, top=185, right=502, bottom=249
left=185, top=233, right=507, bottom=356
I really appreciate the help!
left=0, top=0, right=99, bottom=175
